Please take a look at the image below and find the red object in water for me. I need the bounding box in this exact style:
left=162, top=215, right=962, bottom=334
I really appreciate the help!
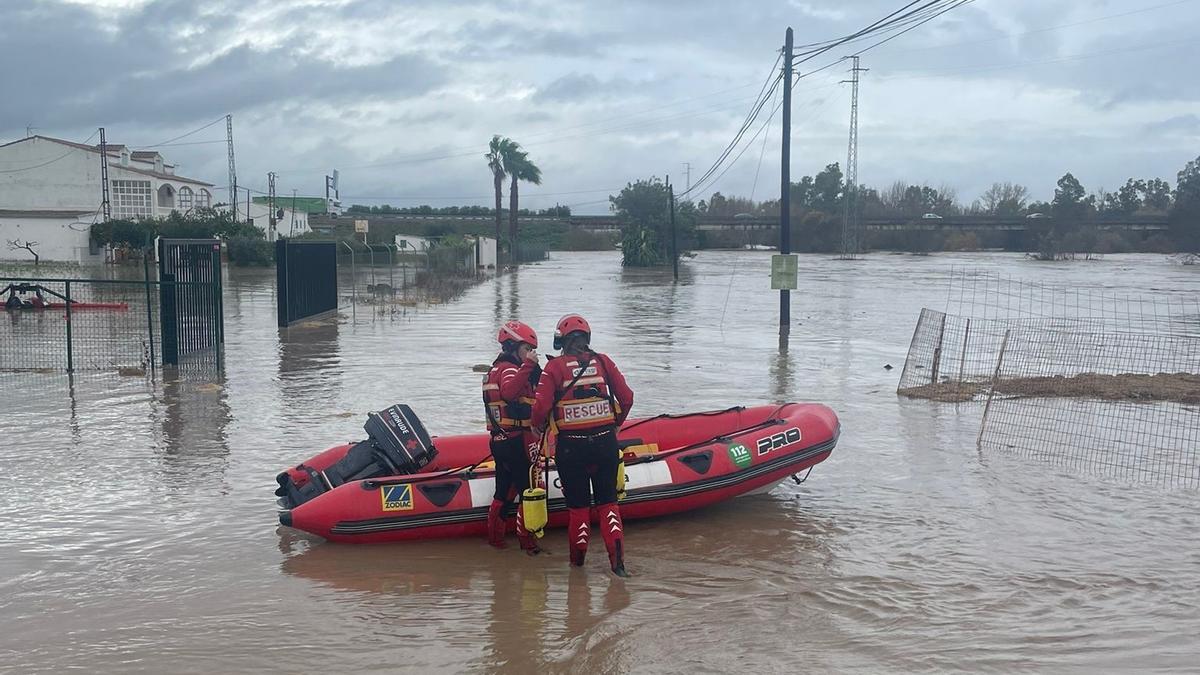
left=46, top=302, right=129, bottom=310
left=276, top=403, right=839, bottom=544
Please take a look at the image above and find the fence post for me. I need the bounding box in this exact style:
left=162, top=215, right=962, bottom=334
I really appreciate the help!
left=143, top=244, right=157, bottom=373
left=388, top=244, right=395, bottom=290
left=976, top=329, right=1010, bottom=452
left=65, top=280, right=74, bottom=373
left=930, top=312, right=947, bottom=384
left=211, top=244, right=223, bottom=366
left=956, top=318, right=971, bottom=389
left=340, top=240, right=356, bottom=306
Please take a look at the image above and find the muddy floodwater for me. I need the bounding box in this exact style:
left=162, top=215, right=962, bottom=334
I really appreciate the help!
left=2, top=250, right=1199, bottom=673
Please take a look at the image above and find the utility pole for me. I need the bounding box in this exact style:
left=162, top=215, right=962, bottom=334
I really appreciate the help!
left=668, top=175, right=678, bottom=282
left=268, top=172, right=277, bottom=241
left=682, top=163, right=692, bottom=194
left=99, top=127, right=111, bottom=222
left=779, top=28, right=794, bottom=345
left=325, top=171, right=339, bottom=214
left=840, top=56, right=868, bottom=260
left=226, top=114, right=238, bottom=222
left=290, top=190, right=297, bottom=236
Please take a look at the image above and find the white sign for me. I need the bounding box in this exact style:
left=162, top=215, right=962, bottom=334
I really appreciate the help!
left=354, top=219, right=369, bottom=233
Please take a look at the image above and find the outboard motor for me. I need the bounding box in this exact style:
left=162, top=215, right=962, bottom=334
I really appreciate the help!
left=276, top=404, right=438, bottom=508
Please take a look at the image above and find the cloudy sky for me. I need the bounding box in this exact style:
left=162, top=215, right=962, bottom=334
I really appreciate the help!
left=3, top=0, right=1198, bottom=213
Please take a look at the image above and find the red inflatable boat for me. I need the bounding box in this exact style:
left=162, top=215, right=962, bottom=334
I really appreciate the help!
left=276, top=403, right=839, bottom=544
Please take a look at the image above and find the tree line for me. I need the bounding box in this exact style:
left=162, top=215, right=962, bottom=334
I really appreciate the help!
left=689, top=154, right=1200, bottom=256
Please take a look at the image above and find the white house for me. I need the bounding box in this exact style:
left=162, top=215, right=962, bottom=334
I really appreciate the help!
left=474, top=236, right=497, bottom=269
left=247, top=201, right=311, bottom=241
left=0, top=135, right=215, bottom=262
left=394, top=234, right=431, bottom=253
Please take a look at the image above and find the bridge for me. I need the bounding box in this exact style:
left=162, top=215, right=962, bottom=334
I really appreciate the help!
left=318, top=212, right=1168, bottom=233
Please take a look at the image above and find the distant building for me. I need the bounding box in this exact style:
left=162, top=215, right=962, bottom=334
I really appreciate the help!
left=394, top=234, right=431, bottom=252
left=0, top=135, right=215, bottom=262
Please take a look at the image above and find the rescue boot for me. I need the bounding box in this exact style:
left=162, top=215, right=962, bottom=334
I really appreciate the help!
left=598, top=503, right=629, bottom=577
left=568, top=507, right=590, bottom=567
left=487, top=499, right=508, bottom=549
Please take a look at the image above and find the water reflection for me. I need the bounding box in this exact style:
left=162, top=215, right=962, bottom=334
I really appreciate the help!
left=156, top=370, right=232, bottom=478
left=277, top=316, right=342, bottom=417
left=770, top=345, right=794, bottom=403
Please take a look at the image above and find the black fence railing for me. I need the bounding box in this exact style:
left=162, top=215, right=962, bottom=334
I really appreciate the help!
left=158, top=239, right=224, bottom=366
left=277, top=240, right=337, bottom=326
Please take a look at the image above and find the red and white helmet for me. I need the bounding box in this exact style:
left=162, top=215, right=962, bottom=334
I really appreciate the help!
left=497, top=320, right=538, bottom=348
left=553, top=314, right=590, bottom=350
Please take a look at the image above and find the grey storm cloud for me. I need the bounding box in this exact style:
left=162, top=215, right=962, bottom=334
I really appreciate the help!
left=2, top=0, right=1198, bottom=210
left=0, top=0, right=447, bottom=129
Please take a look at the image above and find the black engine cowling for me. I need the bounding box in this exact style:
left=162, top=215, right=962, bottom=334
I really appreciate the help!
left=276, top=404, right=439, bottom=509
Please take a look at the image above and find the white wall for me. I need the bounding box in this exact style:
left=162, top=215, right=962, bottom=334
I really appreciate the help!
left=0, top=215, right=102, bottom=263
left=0, top=137, right=214, bottom=218
left=475, top=236, right=497, bottom=269
left=395, top=234, right=430, bottom=252
left=0, top=138, right=104, bottom=211
left=248, top=202, right=310, bottom=241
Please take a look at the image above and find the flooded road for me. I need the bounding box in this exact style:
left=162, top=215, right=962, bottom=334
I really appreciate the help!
left=3, top=250, right=1199, bottom=673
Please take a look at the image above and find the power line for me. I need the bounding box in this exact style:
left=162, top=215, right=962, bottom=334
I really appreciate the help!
left=136, top=116, right=227, bottom=150
left=874, top=36, right=1198, bottom=80
left=679, top=64, right=785, bottom=198
left=884, top=0, right=1199, bottom=56
left=681, top=1, right=975, bottom=200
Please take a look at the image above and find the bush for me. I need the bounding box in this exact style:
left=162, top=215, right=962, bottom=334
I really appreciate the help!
left=426, top=235, right=475, bottom=275
left=226, top=236, right=273, bottom=266
left=1143, top=233, right=1176, bottom=253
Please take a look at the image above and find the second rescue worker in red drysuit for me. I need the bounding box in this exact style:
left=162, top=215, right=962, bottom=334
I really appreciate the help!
left=531, top=314, right=634, bottom=577
left=482, top=320, right=545, bottom=554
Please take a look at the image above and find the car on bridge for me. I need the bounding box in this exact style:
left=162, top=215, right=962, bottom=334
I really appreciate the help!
left=921, top=213, right=942, bottom=219
left=1026, top=212, right=1048, bottom=219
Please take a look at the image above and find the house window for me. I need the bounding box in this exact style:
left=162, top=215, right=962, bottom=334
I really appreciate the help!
left=157, top=184, right=174, bottom=208
left=178, top=186, right=194, bottom=210
left=197, top=189, right=212, bottom=208
left=112, top=180, right=153, bottom=219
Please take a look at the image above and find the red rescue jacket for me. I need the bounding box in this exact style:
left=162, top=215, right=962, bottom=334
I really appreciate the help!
left=482, top=353, right=540, bottom=435
left=531, top=351, right=634, bottom=434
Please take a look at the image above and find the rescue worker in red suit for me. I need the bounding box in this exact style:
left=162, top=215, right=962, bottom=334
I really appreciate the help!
left=483, top=320, right=545, bottom=554
left=531, top=314, right=634, bottom=577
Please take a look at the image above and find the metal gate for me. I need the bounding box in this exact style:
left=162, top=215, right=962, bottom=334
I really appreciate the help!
left=158, top=238, right=224, bottom=366
left=276, top=239, right=337, bottom=326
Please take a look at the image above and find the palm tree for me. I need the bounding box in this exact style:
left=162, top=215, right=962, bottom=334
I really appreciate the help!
left=506, top=149, right=542, bottom=263
left=485, top=136, right=513, bottom=249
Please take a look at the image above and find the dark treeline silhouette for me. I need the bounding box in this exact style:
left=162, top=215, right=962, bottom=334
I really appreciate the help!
left=692, top=155, right=1200, bottom=256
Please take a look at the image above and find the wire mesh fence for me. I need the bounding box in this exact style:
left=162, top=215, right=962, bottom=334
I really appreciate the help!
left=941, top=267, right=1200, bottom=335
left=1, top=276, right=217, bottom=373
left=900, top=269, right=1200, bottom=401
left=978, top=328, right=1200, bottom=489
left=898, top=268, right=1200, bottom=487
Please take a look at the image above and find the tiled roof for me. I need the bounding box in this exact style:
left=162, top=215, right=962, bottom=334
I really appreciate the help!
left=1, top=135, right=211, bottom=186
